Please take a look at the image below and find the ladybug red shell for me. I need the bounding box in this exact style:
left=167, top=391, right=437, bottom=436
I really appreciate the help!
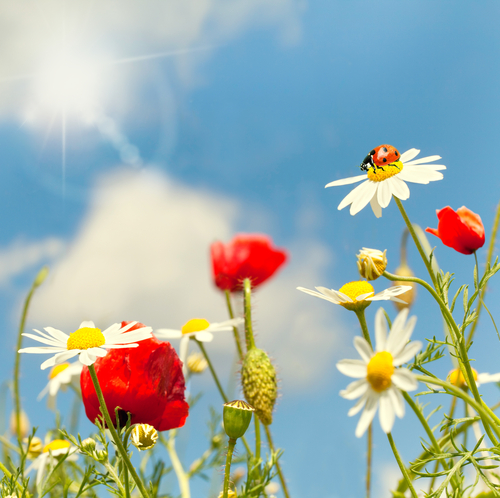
left=360, top=144, right=400, bottom=172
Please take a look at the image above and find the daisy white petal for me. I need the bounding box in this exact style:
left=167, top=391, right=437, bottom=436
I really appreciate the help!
left=296, top=286, right=342, bottom=304
left=41, top=327, right=70, bottom=342
left=349, top=181, right=378, bottom=215
left=79, top=321, right=95, bottom=329
left=406, top=154, right=441, bottom=165
left=398, top=167, right=443, bottom=184
left=477, top=372, right=500, bottom=385
left=355, top=392, right=379, bottom=438
left=354, top=337, right=373, bottom=363
left=326, top=174, right=367, bottom=187
left=379, top=391, right=396, bottom=433
left=388, top=176, right=410, bottom=200
left=340, top=378, right=369, bottom=400
left=388, top=386, right=405, bottom=418
left=348, top=392, right=369, bottom=416
left=41, top=351, right=79, bottom=370
left=155, top=329, right=183, bottom=339
left=375, top=308, right=388, bottom=352
left=393, top=340, right=422, bottom=366
left=387, top=315, right=417, bottom=358
left=399, top=148, right=420, bottom=162
left=21, top=334, right=64, bottom=348
left=194, top=331, right=214, bottom=342
left=391, top=368, right=418, bottom=391
left=337, top=359, right=367, bottom=378
left=377, top=178, right=393, bottom=208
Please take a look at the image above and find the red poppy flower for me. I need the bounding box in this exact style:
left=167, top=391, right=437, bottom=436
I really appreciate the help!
left=210, top=234, right=288, bottom=292
left=80, top=322, right=188, bottom=431
left=426, top=206, right=485, bottom=255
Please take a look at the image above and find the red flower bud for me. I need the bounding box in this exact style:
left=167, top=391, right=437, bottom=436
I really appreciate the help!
left=426, top=206, right=485, bottom=255
left=80, top=322, right=188, bottom=431
left=210, top=234, right=288, bottom=292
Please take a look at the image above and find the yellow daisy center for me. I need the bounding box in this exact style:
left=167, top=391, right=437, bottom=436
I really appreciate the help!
left=49, top=362, right=70, bottom=379
left=447, top=368, right=478, bottom=388
left=367, top=351, right=394, bottom=392
left=67, top=327, right=105, bottom=350
left=367, top=161, right=403, bottom=182
left=181, top=318, right=210, bottom=335
left=338, top=281, right=374, bottom=311
left=43, top=439, right=71, bottom=453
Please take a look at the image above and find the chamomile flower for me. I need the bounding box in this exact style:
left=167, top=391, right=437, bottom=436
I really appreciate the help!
left=337, top=307, right=421, bottom=437
left=19, top=321, right=153, bottom=370
left=297, top=280, right=412, bottom=312
left=26, top=439, right=78, bottom=486
left=326, top=148, right=446, bottom=218
left=447, top=368, right=500, bottom=388
left=155, top=318, right=243, bottom=375
left=37, top=362, right=83, bottom=410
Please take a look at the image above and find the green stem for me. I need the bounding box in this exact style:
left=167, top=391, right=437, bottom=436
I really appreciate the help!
left=394, top=197, right=438, bottom=289
left=354, top=309, right=372, bottom=348
left=225, top=290, right=244, bottom=360
left=254, top=416, right=261, bottom=460
left=222, top=438, right=237, bottom=498
left=88, top=365, right=150, bottom=498
left=387, top=432, right=418, bottom=498
left=0, top=461, right=25, bottom=494
left=366, top=423, right=372, bottom=498
left=243, top=279, right=256, bottom=351
left=14, top=266, right=48, bottom=445
left=196, top=340, right=252, bottom=457
left=165, top=430, right=190, bottom=498
left=383, top=269, right=499, bottom=444
left=263, top=425, right=291, bottom=498
left=400, top=229, right=410, bottom=266
left=104, top=461, right=126, bottom=495
left=466, top=199, right=500, bottom=348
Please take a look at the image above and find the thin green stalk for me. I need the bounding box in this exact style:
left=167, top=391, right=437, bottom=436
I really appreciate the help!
left=87, top=365, right=150, bottom=498
left=394, top=197, right=438, bottom=289
left=104, top=461, right=126, bottom=495
left=354, top=309, right=372, bottom=348
left=225, top=290, right=244, bottom=360
left=466, top=199, right=500, bottom=348
left=222, top=438, right=237, bottom=498
left=254, top=416, right=261, bottom=460
left=0, top=460, right=25, bottom=494
left=13, top=266, right=49, bottom=444
left=243, top=279, right=256, bottom=351
left=196, top=340, right=252, bottom=457
left=383, top=269, right=500, bottom=444
left=165, top=430, right=190, bottom=498
left=387, top=432, right=418, bottom=498
left=263, top=425, right=291, bottom=498
left=366, top=423, right=372, bottom=498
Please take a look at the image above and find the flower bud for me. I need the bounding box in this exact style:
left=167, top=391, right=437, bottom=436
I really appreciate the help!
left=24, top=436, right=43, bottom=459
left=448, top=368, right=478, bottom=389
left=34, top=266, right=49, bottom=287
left=241, top=348, right=278, bottom=425
left=223, top=400, right=254, bottom=439
left=95, top=449, right=108, bottom=461
left=131, top=424, right=158, bottom=451
left=186, top=352, right=208, bottom=374
left=80, top=438, right=97, bottom=453
left=10, top=411, right=30, bottom=439
left=218, top=490, right=237, bottom=498
left=392, top=264, right=416, bottom=310
left=356, top=248, right=387, bottom=281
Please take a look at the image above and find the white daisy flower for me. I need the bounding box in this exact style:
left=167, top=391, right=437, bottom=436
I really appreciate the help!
left=26, top=439, right=78, bottom=486
left=155, top=318, right=244, bottom=375
left=19, top=321, right=153, bottom=370
left=297, top=280, right=412, bottom=312
left=337, top=307, right=421, bottom=437
left=37, top=362, right=83, bottom=410
left=326, top=148, right=446, bottom=218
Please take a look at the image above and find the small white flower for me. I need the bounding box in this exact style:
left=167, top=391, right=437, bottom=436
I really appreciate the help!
left=19, top=321, right=153, bottom=370
left=326, top=148, right=446, bottom=218
left=156, top=318, right=243, bottom=375
left=26, top=439, right=78, bottom=486
left=37, top=362, right=83, bottom=410
left=297, top=280, right=411, bottom=312
left=337, top=307, right=422, bottom=437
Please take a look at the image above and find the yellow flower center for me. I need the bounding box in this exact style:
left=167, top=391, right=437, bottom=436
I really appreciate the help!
left=181, top=318, right=210, bottom=335
left=367, top=352, right=394, bottom=392
left=131, top=424, right=158, bottom=451
left=25, top=437, right=43, bottom=459
left=49, top=362, right=70, bottom=379
left=66, top=327, right=105, bottom=350
left=338, top=281, right=374, bottom=311
left=43, top=439, right=71, bottom=453
left=448, top=368, right=478, bottom=388
left=367, top=161, right=403, bottom=182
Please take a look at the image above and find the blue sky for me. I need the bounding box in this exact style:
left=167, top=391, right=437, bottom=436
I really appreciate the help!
left=1, top=1, right=500, bottom=497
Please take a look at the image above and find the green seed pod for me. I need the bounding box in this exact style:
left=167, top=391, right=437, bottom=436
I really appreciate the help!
left=223, top=400, right=255, bottom=439
left=241, top=347, right=278, bottom=425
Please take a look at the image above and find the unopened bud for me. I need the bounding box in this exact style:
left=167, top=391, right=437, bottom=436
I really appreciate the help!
left=24, top=436, right=43, bottom=459
left=356, top=248, right=387, bottom=281
left=187, top=352, right=208, bottom=374
left=241, top=348, right=278, bottom=425
left=95, top=450, right=108, bottom=461
left=80, top=438, right=96, bottom=453
left=10, top=411, right=30, bottom=439
left=223, top=400, right=254, bottom=439
left=392, top=264, right=416, bottom=310
left=448, top=368, right=478, bottom=389
left=218, top=491, right=237, bottom=498
left=34, top=266, right=49, bottom=287
left=131, top=424, right=158, bottom=451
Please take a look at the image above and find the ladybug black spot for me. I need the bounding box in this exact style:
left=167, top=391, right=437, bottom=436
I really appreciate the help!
left=382, top=158, right=387, bottom=162
left=382, top=147, right=388, bottom=153
left=395, top=151, right=399, bottom=157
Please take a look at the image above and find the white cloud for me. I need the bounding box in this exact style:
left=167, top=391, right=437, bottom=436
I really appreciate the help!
left=27, top=167, right=345, bottom=390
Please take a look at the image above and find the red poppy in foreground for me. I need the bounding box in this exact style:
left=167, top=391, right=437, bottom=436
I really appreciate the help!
left=81, top=322, right=188, bottom=431
left=426, top=206, right=485, bottom=255
left=211, top=234, right=288, bottom=292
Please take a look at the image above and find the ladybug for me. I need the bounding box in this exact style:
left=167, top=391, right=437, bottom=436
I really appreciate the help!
left=360, top=145, right=400, bottom=172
